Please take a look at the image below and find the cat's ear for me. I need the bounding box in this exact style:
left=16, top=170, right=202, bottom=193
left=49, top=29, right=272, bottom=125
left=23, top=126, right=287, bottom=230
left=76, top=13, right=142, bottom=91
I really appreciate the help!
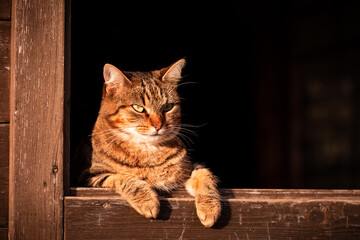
left=103, top=64, right=131, bottom=94
left=161, top=58, right=186, bottom=83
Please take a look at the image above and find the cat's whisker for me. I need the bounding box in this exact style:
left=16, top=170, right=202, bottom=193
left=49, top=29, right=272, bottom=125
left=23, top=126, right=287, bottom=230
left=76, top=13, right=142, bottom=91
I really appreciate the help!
left=170, top=124, right=201, bottom=137
left=91, top=129, right=117, bottom=135
left=172, top=128, right=198, bottom=139
left=177, top=81, right=197, bottom=87
left=91, top=131, right=116, bottom=139
left=176, top=132, right=194, bottom=145
left=103, top=135, right=120, bottom=152
left=181, top=123, right=208, bottom=128
left=165, top=132, right=186, bottom=147
left=98, top=134, right=118, bottom=146
left=173, top=136, right=185, bottom=147
left=175, top=127, right=198, bottom=137
left=91, top=127, right=125, bottom=136
left=170, top=123, right=206, bottom=130
left=166, top=82, right=196, bottom=95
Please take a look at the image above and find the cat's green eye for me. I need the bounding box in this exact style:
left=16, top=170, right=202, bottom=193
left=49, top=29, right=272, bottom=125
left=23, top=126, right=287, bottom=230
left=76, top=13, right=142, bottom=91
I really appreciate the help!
left=163, top=103, right=174, bottom=112
left=132, top=104, right=145, bottom=113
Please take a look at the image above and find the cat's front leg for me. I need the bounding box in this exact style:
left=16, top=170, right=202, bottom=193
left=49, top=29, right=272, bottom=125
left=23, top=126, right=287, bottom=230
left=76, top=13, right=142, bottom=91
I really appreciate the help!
left=185, top=166, right=221, bottom=227
left=102, top=174, right=160, bottom=219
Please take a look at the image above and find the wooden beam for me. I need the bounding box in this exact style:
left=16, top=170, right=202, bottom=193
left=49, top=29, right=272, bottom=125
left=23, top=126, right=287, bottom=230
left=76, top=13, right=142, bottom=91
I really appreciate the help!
left=65, top=188, right=360, bottom=239
left=9, top=0, right=65, bottom=239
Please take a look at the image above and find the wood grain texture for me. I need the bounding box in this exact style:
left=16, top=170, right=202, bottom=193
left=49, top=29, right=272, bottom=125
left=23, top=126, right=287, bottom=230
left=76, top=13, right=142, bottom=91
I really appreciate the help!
left=65, top=188, right=360, bottom=239
left=0, top=228, right=8, bottom=240
left=0, top=0, right=11, bottom=20
left=0, top=124, right=9, bottom=228
left=0, top=2, right=11, bottom=239
left=9, top=0, right=65, bottom=239
left=0, top=21, right=10, bottom=123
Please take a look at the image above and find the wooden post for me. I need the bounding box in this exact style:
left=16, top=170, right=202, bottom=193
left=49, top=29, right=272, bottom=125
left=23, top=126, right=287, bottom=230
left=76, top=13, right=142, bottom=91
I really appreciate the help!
left=9, top=0, right=65, bottom=239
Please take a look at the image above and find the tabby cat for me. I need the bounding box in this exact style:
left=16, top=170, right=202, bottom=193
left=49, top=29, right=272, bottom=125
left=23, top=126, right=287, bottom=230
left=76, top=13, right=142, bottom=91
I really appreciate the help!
left=80, top=59, right=221, bottom=227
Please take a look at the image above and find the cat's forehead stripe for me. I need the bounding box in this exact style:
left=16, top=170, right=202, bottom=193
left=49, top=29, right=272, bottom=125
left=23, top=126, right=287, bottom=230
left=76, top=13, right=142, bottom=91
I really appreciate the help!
left=140, top=77, right=167, bottom=105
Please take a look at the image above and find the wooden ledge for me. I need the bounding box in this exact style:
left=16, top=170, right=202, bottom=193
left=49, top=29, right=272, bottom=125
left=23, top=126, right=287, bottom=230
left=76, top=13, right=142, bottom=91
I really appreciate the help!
left=69, top=187, right=360, bottom=199
left=65, top=188, right=360, bottom=239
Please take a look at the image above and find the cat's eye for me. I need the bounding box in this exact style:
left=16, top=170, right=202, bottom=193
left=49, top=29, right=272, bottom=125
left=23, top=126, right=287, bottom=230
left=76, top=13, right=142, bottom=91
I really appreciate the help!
left=132, top=104, right=145, bottom=113
left=163, top=103, right=174, bottom=112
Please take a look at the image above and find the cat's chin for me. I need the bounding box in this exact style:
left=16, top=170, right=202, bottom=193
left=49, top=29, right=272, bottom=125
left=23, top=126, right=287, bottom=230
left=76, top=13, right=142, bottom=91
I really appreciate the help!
left=130, top=134, right=171, bottom=145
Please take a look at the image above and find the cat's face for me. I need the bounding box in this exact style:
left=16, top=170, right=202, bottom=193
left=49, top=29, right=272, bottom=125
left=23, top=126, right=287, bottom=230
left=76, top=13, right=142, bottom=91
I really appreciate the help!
left=100, top=59, right=185, bottom=144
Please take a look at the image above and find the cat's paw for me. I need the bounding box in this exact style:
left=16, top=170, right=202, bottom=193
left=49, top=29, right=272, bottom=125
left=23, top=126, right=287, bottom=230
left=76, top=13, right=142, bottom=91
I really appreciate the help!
left=195, top=195, right=221, bottom=227
left=129, top=194, right=160, bottom=219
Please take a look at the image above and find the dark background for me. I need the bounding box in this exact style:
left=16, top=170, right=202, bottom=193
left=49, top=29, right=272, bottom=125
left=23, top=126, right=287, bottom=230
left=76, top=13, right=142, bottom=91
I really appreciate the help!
left=71, top=1, right=360, bottom=189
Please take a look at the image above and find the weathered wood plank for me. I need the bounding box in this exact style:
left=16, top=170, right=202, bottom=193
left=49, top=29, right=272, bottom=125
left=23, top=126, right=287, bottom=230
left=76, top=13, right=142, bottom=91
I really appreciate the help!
left=0, top=21, right=10, bottom=123
left=0, top=124, right=9, bottom=228
left=71, top=187, right=360, bottom=200
left=0, top=228, right=8, bottom=240
left=65, top=188, right=360, bottom=239
left=0, top=0, right=11, bottom=20
left=9, top=0, right=65, bottom=239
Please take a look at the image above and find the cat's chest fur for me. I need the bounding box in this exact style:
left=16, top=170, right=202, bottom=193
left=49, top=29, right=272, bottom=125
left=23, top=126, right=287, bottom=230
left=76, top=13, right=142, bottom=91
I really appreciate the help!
left=92, top=139, right=191, bottom=190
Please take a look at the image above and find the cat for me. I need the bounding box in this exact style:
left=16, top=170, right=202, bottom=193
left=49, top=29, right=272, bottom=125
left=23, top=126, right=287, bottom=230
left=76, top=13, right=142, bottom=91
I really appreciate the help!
left=79, top=59, right=221, bottom=227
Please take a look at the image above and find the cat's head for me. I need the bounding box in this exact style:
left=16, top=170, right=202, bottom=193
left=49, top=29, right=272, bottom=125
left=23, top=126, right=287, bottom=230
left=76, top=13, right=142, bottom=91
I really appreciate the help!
left=99, top=59, right=186, bottom=144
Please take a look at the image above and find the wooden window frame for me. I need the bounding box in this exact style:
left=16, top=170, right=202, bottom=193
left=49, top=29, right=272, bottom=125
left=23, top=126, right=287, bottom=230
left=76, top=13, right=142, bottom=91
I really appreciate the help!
left=8, top=0, right=360, bottom=239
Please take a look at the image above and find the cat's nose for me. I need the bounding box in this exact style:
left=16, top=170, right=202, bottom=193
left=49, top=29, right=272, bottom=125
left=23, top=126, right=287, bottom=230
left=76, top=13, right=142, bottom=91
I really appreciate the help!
left=152, top=123, right=162, bottom=131
left=149, top=115, right=163, bottom=131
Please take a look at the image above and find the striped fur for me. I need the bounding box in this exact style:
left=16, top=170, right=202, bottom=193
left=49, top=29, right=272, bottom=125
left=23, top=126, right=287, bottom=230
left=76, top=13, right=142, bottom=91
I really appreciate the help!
left=80, top=59, right=221, bottom=227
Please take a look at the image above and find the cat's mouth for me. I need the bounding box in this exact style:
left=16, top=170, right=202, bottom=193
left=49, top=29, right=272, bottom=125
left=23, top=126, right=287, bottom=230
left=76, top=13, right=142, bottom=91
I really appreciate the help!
left=141, top=130, right=166, bottom=139
left=125, top=127, right=176, bottom=144
left=146, top=131, right=161, bottom=136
